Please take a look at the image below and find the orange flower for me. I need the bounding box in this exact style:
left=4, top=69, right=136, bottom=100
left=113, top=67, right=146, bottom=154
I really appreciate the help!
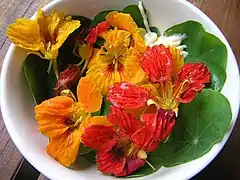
left=35, top=77, right=110, bottom=166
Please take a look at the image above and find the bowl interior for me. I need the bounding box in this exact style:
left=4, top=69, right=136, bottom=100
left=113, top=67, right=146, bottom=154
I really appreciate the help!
left=1, top=0, right=239, bottom=180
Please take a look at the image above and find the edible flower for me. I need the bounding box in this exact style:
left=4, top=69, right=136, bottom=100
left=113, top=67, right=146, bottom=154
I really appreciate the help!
left=35, top=77, right=107, bottom=167
left=108, top=45, right=211, bottom=111
left=82, top=106, right=175, bottom=176
left=86, top=12, right=147, bottom=94
left=7, top=10, right=80, bottom=76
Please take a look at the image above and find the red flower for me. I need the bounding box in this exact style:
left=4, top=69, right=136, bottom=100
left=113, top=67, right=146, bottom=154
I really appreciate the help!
left=140, top=45, right=173, bottom=83
left=82, top=106, right=175, bottom=176
left=85, top=21, right=110, bottom=44
left=55, top=65, right=81, bottom=95
left=107, top=82, right=151, bottom=109
left=176, top=63, right=211, bottom=103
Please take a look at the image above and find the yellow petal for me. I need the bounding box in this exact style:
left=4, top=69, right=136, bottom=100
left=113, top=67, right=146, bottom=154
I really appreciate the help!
left=77, top=77, right=102, bottom=113
left=100, top=28, right=131, bottom=55
left=142, top=83, right=159, bottom=97
left=88, top=48, right=100, bottom=69
left=87, top=62, right=122, bottom=95
left=89, top=116, right=112, bottom=126
left=169, top=47, right=184, bottom=78
left=7, top=18, right=44, bottom=52
left=35, top=96, right=74, bottom=137
left=46, top=128, right=82, bottom=167
left=132, top=32, right=146, bottom=53
left=106, top=11, right=138, bottom=34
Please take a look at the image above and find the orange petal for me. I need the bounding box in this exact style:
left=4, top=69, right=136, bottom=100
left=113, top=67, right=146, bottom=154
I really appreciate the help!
left=46, top=128, right=82, bottom=167
left=77, top=77, right=102, bottom=113
left=106, top=11, right=138, bottom=34
left=35, top=96, right=74, bottom=137
left=89, top=116, right=112, bottom=126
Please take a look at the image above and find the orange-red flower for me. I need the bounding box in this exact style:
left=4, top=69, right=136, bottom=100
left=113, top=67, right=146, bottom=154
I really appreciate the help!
left=108, top=45, right=211, bottom=111
left=35, top=77, right=110, bottom=167
left=82, top=106, right=175, bottom=176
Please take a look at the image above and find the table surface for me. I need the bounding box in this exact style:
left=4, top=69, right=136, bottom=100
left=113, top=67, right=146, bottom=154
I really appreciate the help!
left=0, top=0, right=239, bottom=179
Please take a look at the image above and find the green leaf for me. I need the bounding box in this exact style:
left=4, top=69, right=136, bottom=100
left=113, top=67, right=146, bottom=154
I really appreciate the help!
left=91, top=111, right=101, bottom=116
left=23, top=54, right=57, bottom=104
left=164, top=21, right=227, bottom=91
left=123, top=5, right=145, bottom=28
left=150, top=26, right=160, bottom=36
left=83, top=150, right=97, bottom=164
left=90, top=10, right=116, bottom=27
left=100, top=98, right=112, bottom=116
left=78, top=144, right=92, bottom=156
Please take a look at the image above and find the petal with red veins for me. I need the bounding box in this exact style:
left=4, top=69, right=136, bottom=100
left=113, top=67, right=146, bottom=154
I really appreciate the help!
left=85, top=21, right=110, bottom=44
left=96, top=149, right=126, bottom=175
left=177, top=63, right=211, bottom=103
left=140, top=45, right=173, bottom=83
left=115, top=157, right=146, bottom=177
left=81, top=125, right=117, bottom=151
left=107, top=106, right=142, bottom=137
left=107, top=82, right=150, bottom=109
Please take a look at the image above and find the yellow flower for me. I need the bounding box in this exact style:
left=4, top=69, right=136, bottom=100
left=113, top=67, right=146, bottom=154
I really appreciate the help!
left=7, top=10, right=80, bottom=60
left=35, top=77, right=110, bottom=167
left=106, top=11, right=146, bottom=53
left=87, top=27, right=146, bottom=94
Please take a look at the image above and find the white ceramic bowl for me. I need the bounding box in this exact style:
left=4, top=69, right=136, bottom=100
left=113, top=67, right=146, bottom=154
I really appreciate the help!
left=1, top=0, right=240, bottom=179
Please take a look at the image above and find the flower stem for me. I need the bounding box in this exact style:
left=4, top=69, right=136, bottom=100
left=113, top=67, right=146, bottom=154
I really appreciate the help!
left=80, top=59, right=89, bottom=77
left=146, top=160, right=156, bottom=171
left=52, top=58, right=59, bottom=79
left=47, top=60, right=53, bottom=74
left=76, top=59, right=85, bottom=66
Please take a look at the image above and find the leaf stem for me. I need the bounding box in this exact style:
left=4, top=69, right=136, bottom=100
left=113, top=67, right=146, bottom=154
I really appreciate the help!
left=52, top=58, right=59, bottom=79
left=146, top=160, right=156, bottom=171
left=76, top=59, right=85, bottom=66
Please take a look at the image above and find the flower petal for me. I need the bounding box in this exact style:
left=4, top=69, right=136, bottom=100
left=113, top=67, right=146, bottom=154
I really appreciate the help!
left=46, top=128, right=82, bottom=167
left=100, top=28, right=131, bottom=54
left=107, top=82, right=150, bottom=109
left=107, top=106, right=142, bottom=136
left=140, top=45, right=173, bottom=83
left=96, top=150, right=126, bottom=176
left=55, top=65, right=81, bottom=95
left=77, top=77, right=102, bottom=113
left=85, top=20, right=110, bottom=44
left=169, top=47, right=184, bottom=78
left=7, top=18, right=44, bottom=52
left=106, top=11, right=138, bottom=34
left=132, top=32, right=146, bottom=53
left=115, top=157, right=145, bottom=177
left=35, top=96, right=74, bottom=137
left=176, top=63, right=211, bottom=103
left=81, top=125, right=117, bottom=151
left=141, top=109, right=176, bottom=141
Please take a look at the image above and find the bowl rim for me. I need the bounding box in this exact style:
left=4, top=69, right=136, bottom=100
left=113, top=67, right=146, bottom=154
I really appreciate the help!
left=1, top=0, right=240, bottom=179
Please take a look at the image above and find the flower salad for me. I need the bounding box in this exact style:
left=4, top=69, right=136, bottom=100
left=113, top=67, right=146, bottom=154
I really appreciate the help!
left=7, top=2, right=232, bottom=178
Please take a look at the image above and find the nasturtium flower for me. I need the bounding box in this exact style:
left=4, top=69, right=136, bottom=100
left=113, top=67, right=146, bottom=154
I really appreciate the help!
left=106, top=11, right=146, bottom=53
left=35, top=77, right=108, bottom=167
left=86, top=27, right=146, bottom=94
left=108, top=45, right=211, bottom=111
left=82, top=106, right=175, bottom=176
left=7, top=10, right=80, bottom=60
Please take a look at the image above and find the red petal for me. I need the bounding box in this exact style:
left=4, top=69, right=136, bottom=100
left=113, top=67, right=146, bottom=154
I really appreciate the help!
left=177, top=63, right=211, bottom=103
left=81, top=125, right=117, bottom=151
left=107, top=82, right=150, bottom=109
left=85, top=21, right=110, bottom=44
left=97, top=150, right=126, bottom=176
left=132, top=109, right=176, bottom=152
left=107, top=106, right=142, bottom=137
left=140, top=45, right=173, bottom=83
left=115, top=157, right=145, bottom=177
